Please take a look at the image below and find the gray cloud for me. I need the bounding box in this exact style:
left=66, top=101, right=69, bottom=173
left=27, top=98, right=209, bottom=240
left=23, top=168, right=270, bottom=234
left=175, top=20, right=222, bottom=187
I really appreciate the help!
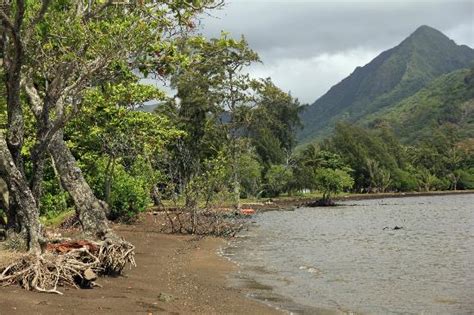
left=198, top=0, right=474, bottom=103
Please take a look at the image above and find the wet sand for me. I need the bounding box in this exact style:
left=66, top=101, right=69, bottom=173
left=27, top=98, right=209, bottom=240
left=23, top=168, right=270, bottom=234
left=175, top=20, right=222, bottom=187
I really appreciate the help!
left=0, top=218, right=280, bottom=315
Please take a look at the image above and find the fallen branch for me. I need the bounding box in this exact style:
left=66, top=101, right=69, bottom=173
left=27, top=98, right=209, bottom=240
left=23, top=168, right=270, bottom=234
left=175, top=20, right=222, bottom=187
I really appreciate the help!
left=158, top=210, right=246, bottom=237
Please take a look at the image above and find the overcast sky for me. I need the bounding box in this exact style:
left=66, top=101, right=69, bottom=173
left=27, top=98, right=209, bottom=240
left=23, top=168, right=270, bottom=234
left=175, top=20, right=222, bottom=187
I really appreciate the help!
left=196, top=0, right=474, bottom=104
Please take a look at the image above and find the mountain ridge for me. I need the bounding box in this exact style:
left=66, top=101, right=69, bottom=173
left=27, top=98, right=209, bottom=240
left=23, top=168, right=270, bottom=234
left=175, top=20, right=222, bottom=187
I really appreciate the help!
left=299, top=25, right=474, bottom=143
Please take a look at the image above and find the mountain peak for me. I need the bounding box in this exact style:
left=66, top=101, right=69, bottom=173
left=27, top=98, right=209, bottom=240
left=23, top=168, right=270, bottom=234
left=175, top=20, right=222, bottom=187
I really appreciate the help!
left=298, top=26, right=474, bottom=144
left=413, top=25, right=439, bottom=35
left=405, top=25, right=451, bottom=44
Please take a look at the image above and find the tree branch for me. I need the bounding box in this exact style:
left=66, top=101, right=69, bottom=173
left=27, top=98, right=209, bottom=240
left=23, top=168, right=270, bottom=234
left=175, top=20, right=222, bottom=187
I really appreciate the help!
left=30, top=0, right=52, bottom=28
left=0, top=11, right=14, bottom=34
left=21, top=77, right=43, bottom=117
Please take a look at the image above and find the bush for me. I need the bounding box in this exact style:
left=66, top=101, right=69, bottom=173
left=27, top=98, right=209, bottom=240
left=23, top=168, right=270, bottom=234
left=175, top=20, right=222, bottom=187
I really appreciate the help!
left=109, top=165, right=151, bottom=220
left=265, top=164, right=293, bottom=197
left=314, top=168, right=354, bottom=201
left=40, top=191, right=70, bottom=218
left=85, top=157, right=154, bottom=221
left=39, top=177, right=70, bottom=218
left=392, top=169, right=418, bottom=192
left=457, top=169, right=474, bottom=189
left=238, top=153, right=263, bottom=198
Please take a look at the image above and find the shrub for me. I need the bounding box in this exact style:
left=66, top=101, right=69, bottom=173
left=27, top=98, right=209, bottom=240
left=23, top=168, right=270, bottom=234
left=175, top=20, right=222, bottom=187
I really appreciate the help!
left=265, top=164, right=293, bottom=197
left=457, top=169, right=474, bottom=190
left=238, top=153, right=263, bottom=198
left=40, top=191, right=70, bottom=218
left=392, top=169, right=418, bottom=192
left=314, top=168, right=354, bottom=201
left=109, top=165, right=151, bottom=220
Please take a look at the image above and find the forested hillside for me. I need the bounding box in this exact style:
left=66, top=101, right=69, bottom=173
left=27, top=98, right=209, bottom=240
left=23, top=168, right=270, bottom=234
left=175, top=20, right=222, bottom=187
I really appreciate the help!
left=299, top=25, right=474, bottom=143
left=364, top=68, right=474, bottom=143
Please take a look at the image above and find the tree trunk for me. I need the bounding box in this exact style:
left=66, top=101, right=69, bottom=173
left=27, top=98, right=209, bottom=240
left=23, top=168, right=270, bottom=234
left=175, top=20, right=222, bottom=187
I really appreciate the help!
left=104, top=157, right=115, bottom=205
left=49, top=131, right=111, bottom=239
left=0, top=134, right=42, bottom=253
left=231, top=144, right=241, bottom=210
left=2, top=3, right=26, bottom=175
left=0, top=177, right=8, bottom=214
left=0, top=177, right=20, bottom=232
left=232, top=164, right=241, bottom=210
left=30, top=146, right=47, bottom=207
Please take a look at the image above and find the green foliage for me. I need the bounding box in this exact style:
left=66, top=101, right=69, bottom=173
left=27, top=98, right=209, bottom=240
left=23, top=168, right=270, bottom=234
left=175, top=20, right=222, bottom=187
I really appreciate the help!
left=365, top=68, right=474, bottom=143
left=265, top=165, right=293, bottom=197
left=299, top=26, right=474, bottom=144
left=64, top=81, right=181, bottom=220
left=457, top=168, right=474, bottom=189
left=109, top=165, right=151, bottom=221
left=182, top=151, right=232, bottom=209
left=238, top=152, right=263, bottom=198
left=40, top=190, right=69, bottom=218
left=392, top=169, right=418, bottom=192
left=314, top=168, right=354, bottom=201
left=325, top=123, right=402, bottom=191
left=248, top=79, right=303, bottom=166
left=88, top=157, right=153, bottom=221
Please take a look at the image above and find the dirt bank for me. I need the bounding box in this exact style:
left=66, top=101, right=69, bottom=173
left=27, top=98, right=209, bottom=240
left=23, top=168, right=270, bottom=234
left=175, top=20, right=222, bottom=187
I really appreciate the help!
left=0, top=217, right=279, bottom=314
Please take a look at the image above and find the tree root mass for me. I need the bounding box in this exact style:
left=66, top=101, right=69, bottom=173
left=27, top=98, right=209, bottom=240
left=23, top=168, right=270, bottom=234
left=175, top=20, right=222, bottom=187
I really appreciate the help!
left=0, top=239, right=136, bottom=294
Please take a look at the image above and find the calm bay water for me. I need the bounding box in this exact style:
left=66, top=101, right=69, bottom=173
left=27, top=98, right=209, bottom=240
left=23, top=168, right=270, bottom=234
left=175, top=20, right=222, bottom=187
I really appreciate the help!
left=224, top=194, right=474, bottom=314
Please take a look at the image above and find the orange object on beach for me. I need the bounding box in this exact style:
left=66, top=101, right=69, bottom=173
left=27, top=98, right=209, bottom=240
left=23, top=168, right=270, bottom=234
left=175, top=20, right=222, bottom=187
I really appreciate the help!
left=240, top=208, right=255, bottom=215
left=46, top=240, right=99, bottom=254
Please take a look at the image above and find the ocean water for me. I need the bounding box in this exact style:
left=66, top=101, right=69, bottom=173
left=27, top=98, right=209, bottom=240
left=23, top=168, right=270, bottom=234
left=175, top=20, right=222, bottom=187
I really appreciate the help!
left=224, top=194, right=474, bottom=314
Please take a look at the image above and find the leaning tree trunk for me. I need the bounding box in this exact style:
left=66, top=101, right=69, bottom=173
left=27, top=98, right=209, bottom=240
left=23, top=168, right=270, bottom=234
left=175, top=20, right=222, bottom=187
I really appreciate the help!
left=0, top=177, right=8, bottom=216
left=0, top=134, right=42, bottom=253
left=49, top=131, right=111, bottom=239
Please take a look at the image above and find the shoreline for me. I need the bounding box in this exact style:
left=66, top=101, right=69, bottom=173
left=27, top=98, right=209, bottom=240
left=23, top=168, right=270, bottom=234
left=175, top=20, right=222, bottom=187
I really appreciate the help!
left=0, top=215, right=280, bottom=314
left=1, top=191, right=472, bottom=314
left=243, top=190, right=474, bottom=211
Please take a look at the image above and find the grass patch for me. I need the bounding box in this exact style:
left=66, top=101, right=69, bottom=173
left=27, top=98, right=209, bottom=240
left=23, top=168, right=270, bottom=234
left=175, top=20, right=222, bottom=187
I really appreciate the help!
left=40, top=209, right=76, bottom=228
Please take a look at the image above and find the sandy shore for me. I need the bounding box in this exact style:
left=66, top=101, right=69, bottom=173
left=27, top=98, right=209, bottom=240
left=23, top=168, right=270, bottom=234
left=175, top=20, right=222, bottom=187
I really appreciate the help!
left=0, top=217, right=280, bottom=315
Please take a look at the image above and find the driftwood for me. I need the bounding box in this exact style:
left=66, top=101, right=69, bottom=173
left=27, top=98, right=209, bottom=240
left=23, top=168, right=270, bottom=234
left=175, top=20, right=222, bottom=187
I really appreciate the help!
left=306, top=199, right=337, bottom=207
left=0, top=238, right=136, bottom=294
left=160, top=210, right=246, bottom=237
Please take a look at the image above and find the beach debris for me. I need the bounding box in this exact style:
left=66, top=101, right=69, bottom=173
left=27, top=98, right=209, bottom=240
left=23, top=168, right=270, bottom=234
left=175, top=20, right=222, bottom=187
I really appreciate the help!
left=159, top=210, right=246, bottom=237
left=0, top=239, right=136, bottom=294
left=158, top=292, right=174, bottom=303
left=84, top=268, right=98, bottom=281
left=240, top=208, right=256, bottom=215
left=46, top=240, right=99, bottom=254
left=306, top=199, right=336, bottom=207
left=383, top=226, right=404, bottom=231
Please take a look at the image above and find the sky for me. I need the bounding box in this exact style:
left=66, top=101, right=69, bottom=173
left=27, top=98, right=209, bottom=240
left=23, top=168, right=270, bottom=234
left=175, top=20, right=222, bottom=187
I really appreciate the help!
left=196, top=0, right=474, bottom=104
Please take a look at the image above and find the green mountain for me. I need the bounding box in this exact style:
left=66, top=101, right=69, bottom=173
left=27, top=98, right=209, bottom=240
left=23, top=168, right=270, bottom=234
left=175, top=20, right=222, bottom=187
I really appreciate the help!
left=299, top=25, right=474, bottom=143
left=365, top=68, right=474, bottom=143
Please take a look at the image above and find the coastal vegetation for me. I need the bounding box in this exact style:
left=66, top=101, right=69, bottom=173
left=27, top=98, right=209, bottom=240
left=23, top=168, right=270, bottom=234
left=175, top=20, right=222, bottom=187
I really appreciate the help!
left=0, top=0, right=473, bottom=296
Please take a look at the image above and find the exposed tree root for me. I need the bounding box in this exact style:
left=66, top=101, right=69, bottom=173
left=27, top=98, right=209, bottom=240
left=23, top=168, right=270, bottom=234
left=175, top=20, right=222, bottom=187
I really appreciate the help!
left=0, top=238, right=136, bottom=294
left=159, top=210, right=246, bottom=237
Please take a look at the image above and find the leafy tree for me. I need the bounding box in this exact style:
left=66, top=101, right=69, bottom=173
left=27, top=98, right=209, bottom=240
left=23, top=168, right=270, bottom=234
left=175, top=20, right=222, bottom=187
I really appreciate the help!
left=66, top=81, right=181, bottom=216
left=238, top=151, right=263, bottom=198
left=325, top=123, right=404, bottom=192
left=163, top=34, right=260, bottom=208
left=314, top=168, right=354, bottom=203
left=0, top=0, right=223, bottom=250
left=265, top=164, right=293, bottom=197
left=248, top=79, right=302, bottom=166
left=291, top=145, right=352, bottom=193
